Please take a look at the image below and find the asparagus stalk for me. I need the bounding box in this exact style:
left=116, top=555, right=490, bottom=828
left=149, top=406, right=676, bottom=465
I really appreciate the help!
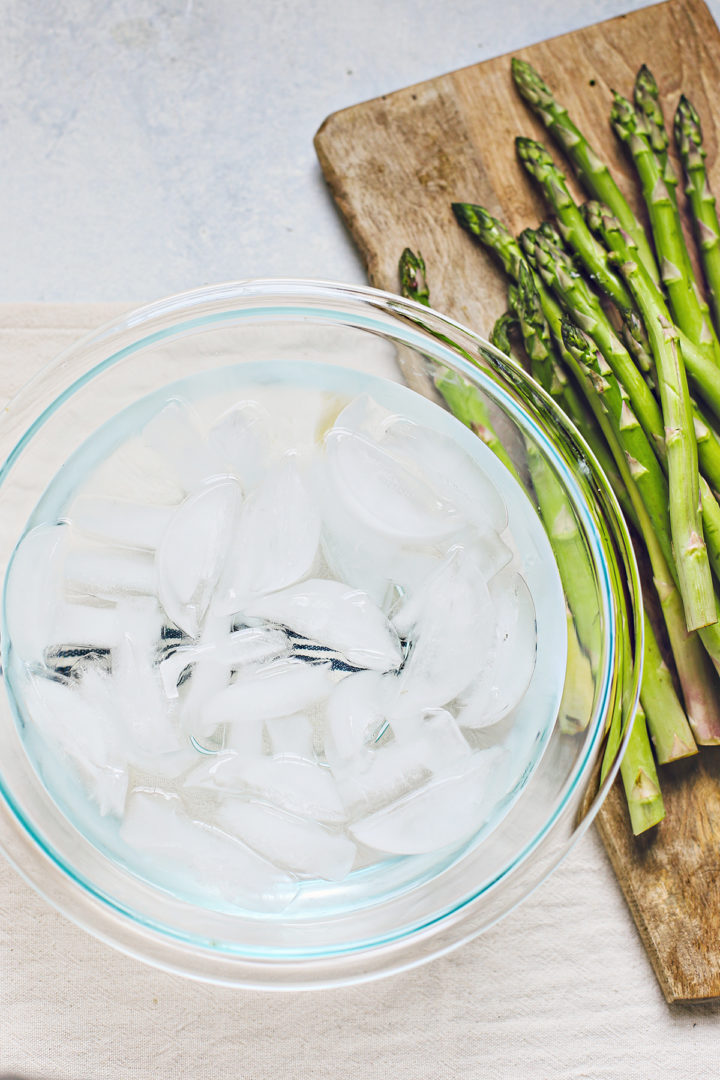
left=559, top=320, right=673, bottom=573
left=510, top=264, right=634, bottom=519
left=516, top=137, right=637, bottom=313
left=634, top=65, right=679, bottom=205
left=592, top=231, right=716, bottom=629
left=538, top=217, right=653, bottom=375
left=640, top=609, right=697, bottom=762
left=584, top=202, right=720, bottom=436
left=528, top=219, right=720, bottom=524
left=510, top=57, right=660, bottom=286
left=674, top=95, right=720, bottom=338
left=453, top=202, right=527, bottom=280
left=562, top=320, right=720, bottom=742
left=522, top=224, right=665, bottom=458
left=508, top=262, right=568, bottom=399
left=398, top=248, right=518, bottom=475
left=490, top=311, right=517, bottom=357
left=620, top=707, right=665, bottom=835
left=611, top=91, right=720, bottom=368
left=693, top=404, right=720, bottom=497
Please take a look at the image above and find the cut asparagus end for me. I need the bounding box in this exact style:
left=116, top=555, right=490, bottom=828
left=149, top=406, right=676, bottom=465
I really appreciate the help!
left=620, top=708, right=665, bottom=835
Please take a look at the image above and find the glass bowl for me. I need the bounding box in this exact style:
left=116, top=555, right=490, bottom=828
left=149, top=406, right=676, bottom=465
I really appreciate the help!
left=0, top=280, right=641, bottom=989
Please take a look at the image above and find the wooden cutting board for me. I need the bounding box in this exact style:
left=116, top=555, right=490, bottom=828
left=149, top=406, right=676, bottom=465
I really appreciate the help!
left=315, top=0, right=720, bottom=1004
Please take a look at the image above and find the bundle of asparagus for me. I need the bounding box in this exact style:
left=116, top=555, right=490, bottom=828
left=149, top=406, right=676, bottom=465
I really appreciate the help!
left=399, top=59, right=720, bottom=834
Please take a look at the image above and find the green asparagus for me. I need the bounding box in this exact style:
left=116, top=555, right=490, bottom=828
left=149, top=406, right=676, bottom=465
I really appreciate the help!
left=510, top=56, right=660, bottom=285
left=640, top=610, right=697, bottom=763
left=399, top=248, right=518, bottom=474
left=611, top=91, right=720, bottom=368
left=515, top=137, right=637, bottom=313
left=583, top=202, right=720, bottom=427
left=674, top=95, right=720, bottom=339
left=620, top=707, right=665, bottom=835
left=561, top=319, right=720, bottom=742
left=634, top=64, right=679, bottom=204
left=521, top=224, right=665, bottom=458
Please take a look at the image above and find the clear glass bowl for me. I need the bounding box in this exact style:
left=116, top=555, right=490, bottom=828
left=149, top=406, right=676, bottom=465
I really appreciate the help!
left=0, top=280, right=641, bottom=989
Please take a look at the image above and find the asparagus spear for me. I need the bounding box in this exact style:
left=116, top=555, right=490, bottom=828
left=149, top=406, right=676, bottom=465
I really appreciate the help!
left=510, top=57, right=660, bottom=286
left=398, top=248, right=518, bottom=474
left=515, top=137, right=639, bottom=313
left=640, top=609, right=697, bottom=762
left=674, top=95, right=720, bottom=338
left=453, top=203, right=527, bottom=280
left=562, top=319, right=720, bottom=741
left=528, top=220, right=720, bottom=510
left=583, top=202, right=720, bottom=431
left=620, top=707, right=665, bottom=835
left=634, top=65, right=679, bottom=205
left=559, top=320, right=673, bottom=574
left=508, top=263, right=567, bottom=398
left=490, top=311, right=517, bottom=357
left=522, top=224, right=665, bottom=457
left=611, top=91, right=720, bottom=368
left=510, top=262, right=637, bottom=525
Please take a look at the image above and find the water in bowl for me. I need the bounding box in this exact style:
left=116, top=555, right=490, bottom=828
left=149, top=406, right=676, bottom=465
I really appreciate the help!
left=2, top=361, right=567, bottom=916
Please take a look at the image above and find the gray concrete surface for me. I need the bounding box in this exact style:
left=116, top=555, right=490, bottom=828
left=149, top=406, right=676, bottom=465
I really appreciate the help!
left=2, top=0, right=716, bottom=301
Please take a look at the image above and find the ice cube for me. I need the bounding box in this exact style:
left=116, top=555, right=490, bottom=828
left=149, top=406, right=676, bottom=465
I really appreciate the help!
left=5, top=524, right=69, bottom=664
left=141, top=398, right=228, bottom=493
left=457, top=570, right=537, bottom=728
left=111, top=599, right=185, bottom=759
left=64, top=544, right=158, bottom=600
left=330, top=393, right=393, bottom=443
left=265, top=712, right=315, bottom=758
left=156, top=477, right=242, bottom=637
left=323, top=670, right=389, bottom=770
left=350, top=748, right=505, bottom=854
left=200, top=659, right=334, bottom=733
left=390, top=708, right=472, bottom=771
left=184, top=753, right=346, bottom=823
left=223, top=715, right=265, bottom=756
left=120, top=790, right=299, bottom=910
left=244, top=579, right=402, bottom=672
left=178, top=612, right=234, bottom=736
left=159, top=627, right=289, bottom=699
left=215, top=457, right=321, bottom=613
left=71, top=496, right=172, bottom=551
left=21, top=670, right=128, bottom=816
left=216, top=799, right=356, bottom=880
left=316, top=474, right=443, bottom=610
left=88, top=436, right=185, bottom=507
left=324, top=427, right=463, bottom=541
left=208, top=400, right=271, bottom=491
left=331, top=740, right=430, bottom=817
left=50, top=602, right=122, bottom=651
left=390, top=545, right=495, bottom=716
left=381, top=416, right=509, bottom=534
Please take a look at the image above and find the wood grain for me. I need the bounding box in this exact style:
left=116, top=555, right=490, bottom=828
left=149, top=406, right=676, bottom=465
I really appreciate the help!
left=315, top=0, right=720, bottom=1003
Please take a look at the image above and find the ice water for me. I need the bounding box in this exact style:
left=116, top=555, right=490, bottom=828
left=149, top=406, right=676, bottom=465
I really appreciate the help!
left=2, top=361, right=567, bottom=915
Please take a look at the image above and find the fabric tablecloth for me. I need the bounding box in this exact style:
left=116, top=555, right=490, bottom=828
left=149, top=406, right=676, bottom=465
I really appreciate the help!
left=0, top=304, right=717, bottom=1079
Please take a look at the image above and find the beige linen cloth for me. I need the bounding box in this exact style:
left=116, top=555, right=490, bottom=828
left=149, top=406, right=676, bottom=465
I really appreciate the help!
left=0, top=304, right=717, bottom=1079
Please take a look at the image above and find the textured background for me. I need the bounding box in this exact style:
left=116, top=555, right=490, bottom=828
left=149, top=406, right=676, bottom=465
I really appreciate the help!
left=2, top=1, right=720, bottom=1075
left=2, top=0, right=717, bottom=302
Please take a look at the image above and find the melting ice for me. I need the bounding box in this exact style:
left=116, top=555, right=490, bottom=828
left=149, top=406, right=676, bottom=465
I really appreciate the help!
left=3, top=372, right=563, bottom=912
